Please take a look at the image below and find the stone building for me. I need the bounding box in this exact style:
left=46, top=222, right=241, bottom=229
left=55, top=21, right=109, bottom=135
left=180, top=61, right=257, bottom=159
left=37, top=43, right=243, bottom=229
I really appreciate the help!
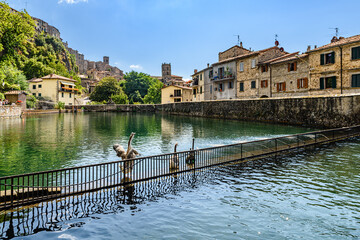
left=159, top=63, right=185, bottom=86
left=4, top=91, right=27, bottom=110
left=211, top=58, right=237, bottom=100
left=306, top=35, right=360, bottom=95
left=33, top=17, right=60, bottom=39
left=161, top=85, right=192, bottom=104
left=269, top=53, right=310, bottom=97
left=191, top=69, right=205, bottom=102
left=218, top=43, right=251, bottom=61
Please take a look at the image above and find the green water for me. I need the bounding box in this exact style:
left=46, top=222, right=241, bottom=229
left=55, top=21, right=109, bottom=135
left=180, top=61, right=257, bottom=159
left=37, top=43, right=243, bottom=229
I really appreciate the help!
left=0, top=112, right=312, bottom=176
left=1, top=113, right=360, bottom=239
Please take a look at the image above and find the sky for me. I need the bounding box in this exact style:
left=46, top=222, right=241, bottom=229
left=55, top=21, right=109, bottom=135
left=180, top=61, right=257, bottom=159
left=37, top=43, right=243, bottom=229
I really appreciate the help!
left=7, top=0, right=360, bottom=79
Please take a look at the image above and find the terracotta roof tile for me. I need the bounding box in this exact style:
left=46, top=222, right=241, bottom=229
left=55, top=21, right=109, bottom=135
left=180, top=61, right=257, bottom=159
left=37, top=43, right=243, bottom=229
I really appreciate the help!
left=4, top=90, right=28, bottom=95
left=308, top=34, right=360, bottom=52
left=41, top=74, right=77, bottom=82
left=270, top=53, right=308, bottom=65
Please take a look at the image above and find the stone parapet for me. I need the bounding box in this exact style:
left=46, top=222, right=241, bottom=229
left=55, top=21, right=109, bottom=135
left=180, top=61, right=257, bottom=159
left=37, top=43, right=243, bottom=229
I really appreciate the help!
left=0, top=106, right=22, bottom=118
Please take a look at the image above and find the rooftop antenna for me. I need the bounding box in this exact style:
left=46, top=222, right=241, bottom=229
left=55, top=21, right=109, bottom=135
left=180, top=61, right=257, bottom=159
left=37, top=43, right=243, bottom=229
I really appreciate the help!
left=275, top=34, right=279, bottom=46
left=330, top=27, right=339, bottom=37
left=234, top=35, right=240, bottom=46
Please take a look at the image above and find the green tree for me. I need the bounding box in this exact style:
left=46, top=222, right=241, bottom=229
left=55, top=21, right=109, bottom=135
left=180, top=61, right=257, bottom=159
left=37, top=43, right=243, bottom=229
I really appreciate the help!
left=143, top=80, right=163, bottom=104
left=0, top=2, right=35, bottom=65
left=22, top=58, right=53, bottom=79
left=0, top=64, right=28, bottom=90
left=26, top=94, right=38, bottom=108
left=90, top=77, right=124, bottom=103
left=123, top=71, right=158, bottom=103
left=111, top=91, right=129, bottom=104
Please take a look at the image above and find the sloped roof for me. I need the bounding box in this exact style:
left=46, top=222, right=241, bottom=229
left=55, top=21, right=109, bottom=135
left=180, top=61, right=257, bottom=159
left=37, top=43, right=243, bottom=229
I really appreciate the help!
left=4, top=90, right=28, bottom=95
left=28, top=78, right=43, bottom=83
left=270, top=53, right=308, bottom=65
left=41, top=74, right=77, bottom=82
left=162, top=85, right=192, bottom=90
left=307, top=34, right=360, bottom=53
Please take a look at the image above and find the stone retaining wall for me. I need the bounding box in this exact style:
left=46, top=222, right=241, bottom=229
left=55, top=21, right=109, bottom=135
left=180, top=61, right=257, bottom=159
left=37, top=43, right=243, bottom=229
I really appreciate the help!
left=0, top=105, right=22, bottom=118
left=68, top=94, right=360, bottom=128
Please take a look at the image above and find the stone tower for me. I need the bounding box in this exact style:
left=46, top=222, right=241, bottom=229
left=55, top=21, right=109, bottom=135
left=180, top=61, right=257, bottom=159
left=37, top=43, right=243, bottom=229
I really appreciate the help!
left=103, top=56, right=109, bottom=64
left=162, top=63, right=171, bottom=81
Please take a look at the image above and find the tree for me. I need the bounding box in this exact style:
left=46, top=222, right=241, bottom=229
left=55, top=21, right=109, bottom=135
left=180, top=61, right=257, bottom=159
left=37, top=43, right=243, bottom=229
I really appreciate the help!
left=143, top=80, right=163, bottom=104
left=89, top=77, right=123, bottom=102
left=0, top=2, right=35, bottom=65
left=123, top=71, right=158, bottom=103
left=0, top=64, right=28, bottom=90
left=22, top=58, right=53, bottom=79
left=111, top=91, right=129, bottom=104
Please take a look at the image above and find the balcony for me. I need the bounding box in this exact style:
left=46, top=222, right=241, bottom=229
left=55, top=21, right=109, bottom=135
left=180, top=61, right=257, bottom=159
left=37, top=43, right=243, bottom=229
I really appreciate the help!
left=192, top=78, right=199, bottom=86
left=170, top=94, right=182, bottom=97
left=212, top=72, right=235, bottom=82
left=59, top=87, right=79, bottom=93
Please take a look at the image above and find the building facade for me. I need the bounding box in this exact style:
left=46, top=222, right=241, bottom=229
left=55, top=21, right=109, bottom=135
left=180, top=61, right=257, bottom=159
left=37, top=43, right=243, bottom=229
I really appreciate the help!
left=28, top=74, right=79, bottom=106
left=191, top=69, right=205, bottom=101
left=161, top=85, right=192, bottom=104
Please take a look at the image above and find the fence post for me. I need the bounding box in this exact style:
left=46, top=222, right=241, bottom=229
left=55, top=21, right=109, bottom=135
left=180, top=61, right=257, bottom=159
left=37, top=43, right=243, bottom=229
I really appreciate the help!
left=241, top=144, right=243, bottom=159
left=10, top=178, right=13, bottom=207
left=315, top=133, right=317, bottom=143
left=275, top=139, right=277, bottom=153
left=297, top=135, right=299, bottom=147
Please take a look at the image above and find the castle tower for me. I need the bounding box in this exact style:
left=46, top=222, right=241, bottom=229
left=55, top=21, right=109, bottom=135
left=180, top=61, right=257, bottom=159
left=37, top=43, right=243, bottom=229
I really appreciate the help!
left=103, top=56, right=109, bottom=64
left=162, top=63, right=171, bottom=81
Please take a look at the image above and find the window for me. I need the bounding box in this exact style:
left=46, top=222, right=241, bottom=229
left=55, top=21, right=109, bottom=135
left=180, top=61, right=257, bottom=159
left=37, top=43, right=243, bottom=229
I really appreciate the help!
left=38, top=84, right=42, bottom=88
left=70, top=93, right=72, bottom=98
left=174, top=89, right=181, bottom=97
left=197, top=88, right=199, bottom=93
left=261, top=80, right=268, bottom=88
left=320, top=52, right=335, bottom=65
left=277, top=82, right=286, bottom=92
left=261, top=65, right=268, bottom=73
left=288, top=62, right=297, bottom=71
left=209, top=70, right=213, bottom=78
left=32, top=93, right=36, bottom=96
left=352, top=46, right=360, bottom=60
left=200, top=74, right=202, bottom=81
left=240, top=82, right=244, bottom=92
left=200, top=87, right=203, bottom=93
left=239, top=62, right=244, bottom=72
left=228, top=81, right=233, bottom=89
left=210, top=85, right=212, bottom=94
left=320, top=76, right=336, bottom=89
left=352, top=74, right=360, bottom=87
left=174, top=98, right=181, bottom=102
left=251, top=59, right=256, bottom=68
left=218, top=67, right=224, bottom=79
left=32, top=85, right=36, bottom=89
left=62, top=92, right=64, bottom=98
left=193, top=89, right=196, bottom=95
left=251, top=81, right=256, bottom=89
left=219, top=83, right=224, bottom=92
left=38, top=93, right=42, bottom=97
left=297, top=78, right=308, bottom=89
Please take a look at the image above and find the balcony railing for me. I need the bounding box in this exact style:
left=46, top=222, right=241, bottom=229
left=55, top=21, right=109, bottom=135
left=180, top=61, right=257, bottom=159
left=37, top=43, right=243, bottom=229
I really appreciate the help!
left=59, top=87, right=79, bottom=93
left=192, top=79, right=199, bottom=86
left=212, top=73, right=235, bottom=81
left=170, top=94, right=182, bottom=97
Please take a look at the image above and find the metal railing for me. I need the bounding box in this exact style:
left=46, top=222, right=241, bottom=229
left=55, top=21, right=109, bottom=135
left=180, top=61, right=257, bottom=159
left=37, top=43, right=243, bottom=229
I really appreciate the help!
left=1, top=125, right=360, bottom=210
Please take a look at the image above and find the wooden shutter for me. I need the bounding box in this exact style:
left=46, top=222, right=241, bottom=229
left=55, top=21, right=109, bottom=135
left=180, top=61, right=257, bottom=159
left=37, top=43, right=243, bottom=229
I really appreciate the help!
left=277, top=83, right=280, bottom=92
left=320, top=54, right=325, bottom=65
left=265, top=65, right=268, bottom=72
left=294, top=62, right=297, bottom=71
left=331, top=52, right=335, bottom=63
left=304, top=78, right=308, bottom=88
left=297, top=79, right=300, bottom=89
left=265, top=80, right=268, bottom=88
left=332, top=76, right=337, bottom=88
left=320, top=78, right=324, bottom=89
left=284, top=82, right=286, bottom=91
left=288, top=63, right=290, bottom=72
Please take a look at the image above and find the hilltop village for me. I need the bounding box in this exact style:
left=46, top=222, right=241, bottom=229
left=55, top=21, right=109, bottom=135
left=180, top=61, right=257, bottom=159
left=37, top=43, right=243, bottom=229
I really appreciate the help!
left=161, top=35, right=360, bottom=104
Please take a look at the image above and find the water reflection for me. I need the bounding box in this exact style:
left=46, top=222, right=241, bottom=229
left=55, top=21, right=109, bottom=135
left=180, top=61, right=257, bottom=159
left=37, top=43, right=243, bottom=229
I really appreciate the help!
left=0, top=112, right=312, bottom=177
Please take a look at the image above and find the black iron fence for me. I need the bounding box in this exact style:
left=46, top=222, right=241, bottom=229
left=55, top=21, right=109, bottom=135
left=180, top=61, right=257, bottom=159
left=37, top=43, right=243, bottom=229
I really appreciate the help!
left=1, top=125, right=360, bottom=210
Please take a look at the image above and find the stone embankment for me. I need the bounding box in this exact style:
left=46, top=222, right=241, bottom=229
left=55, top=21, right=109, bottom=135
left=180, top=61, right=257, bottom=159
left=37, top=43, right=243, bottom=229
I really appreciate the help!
left=67, top=94, right=360, bottom=129
left=0, top=106, right=22, bottom=118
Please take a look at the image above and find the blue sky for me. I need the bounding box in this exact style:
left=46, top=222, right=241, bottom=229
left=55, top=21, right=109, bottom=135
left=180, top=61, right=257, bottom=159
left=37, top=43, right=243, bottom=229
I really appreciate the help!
left=8, top=0, right=360, bottom=79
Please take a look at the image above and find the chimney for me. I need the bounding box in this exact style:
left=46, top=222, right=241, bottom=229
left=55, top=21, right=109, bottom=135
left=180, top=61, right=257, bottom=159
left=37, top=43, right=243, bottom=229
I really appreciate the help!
left=314, top=45, right=317, bottom=49
left=331, top=36, right=339, bottom=43
left=207, top=63, right=209, bottom=68
left=240, top=42, right=243, bottom=48
left=307, top=45, right=311, bottom=52
left=194, top=69, right=198, bottom=74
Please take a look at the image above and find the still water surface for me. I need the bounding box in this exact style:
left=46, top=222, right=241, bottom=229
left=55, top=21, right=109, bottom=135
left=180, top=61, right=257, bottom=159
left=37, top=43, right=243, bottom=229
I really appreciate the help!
left=0, top=113, right=359, bottom=239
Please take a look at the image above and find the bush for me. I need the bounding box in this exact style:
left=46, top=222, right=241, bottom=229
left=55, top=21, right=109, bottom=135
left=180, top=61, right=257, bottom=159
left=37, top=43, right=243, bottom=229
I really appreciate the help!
left=55, top=101, right=65, bottom=110
left=26, top=94, right=38, bottom=108
left=0, top=93, right=4, bottom=100
left=111, top=92, right=129, bottom=104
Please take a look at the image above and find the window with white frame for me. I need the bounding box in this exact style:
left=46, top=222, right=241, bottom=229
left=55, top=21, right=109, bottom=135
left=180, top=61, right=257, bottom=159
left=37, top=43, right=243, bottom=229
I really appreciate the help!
left=239, top=62, right=244, bottom=72
left=251, top=59, right=256, bottom=68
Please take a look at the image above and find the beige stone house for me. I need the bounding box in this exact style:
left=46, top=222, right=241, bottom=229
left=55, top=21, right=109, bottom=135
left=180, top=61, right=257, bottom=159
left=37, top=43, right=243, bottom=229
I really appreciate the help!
left=237, top=46, right=287, bottom=98
left=268, top=53, right=310, bottom=97
left=28, top=74, right=79, bottom=106
left=191, top=69, right=205, bottom=102
left=161, top=85, right=192, bottom=104
left=307, top=35, right=360, bottom=95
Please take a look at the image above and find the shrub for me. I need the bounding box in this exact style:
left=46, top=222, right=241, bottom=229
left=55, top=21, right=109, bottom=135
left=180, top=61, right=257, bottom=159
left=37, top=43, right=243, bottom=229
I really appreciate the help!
left=55, top=101, right=65, bottom=110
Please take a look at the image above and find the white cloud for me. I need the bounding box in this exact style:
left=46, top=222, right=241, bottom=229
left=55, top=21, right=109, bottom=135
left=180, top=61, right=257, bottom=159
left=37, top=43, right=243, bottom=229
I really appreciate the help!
left=58, top=0, right=88, bottom=4
left=129, top=64, right=143, bottom=70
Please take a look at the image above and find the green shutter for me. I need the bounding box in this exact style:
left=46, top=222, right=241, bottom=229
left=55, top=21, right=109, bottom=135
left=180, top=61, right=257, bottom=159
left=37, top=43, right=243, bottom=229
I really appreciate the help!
left=352, top=48, right=357, bottom=60
left=320, top=54, right=325, bottom=65
left=352, top=75, right=356, bottom=87
left=331, top=52, right=335, bottom=63
left=240, top=83, right=244, bottom=91
left=332, top=76, right=337, bottom=88
left=320, top=78, right=324, bottom=89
